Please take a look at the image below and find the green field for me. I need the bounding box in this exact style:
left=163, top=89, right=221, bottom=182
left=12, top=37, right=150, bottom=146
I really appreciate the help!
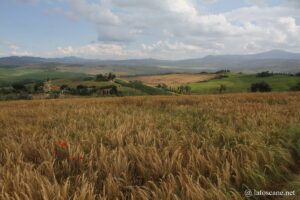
left=0, top=67, right=170, bottom=96
left=1, top=67, right=299, bottom=96
left=0, top=68, right=86, bottom=86
left=189, top=73, right=300, bottom=94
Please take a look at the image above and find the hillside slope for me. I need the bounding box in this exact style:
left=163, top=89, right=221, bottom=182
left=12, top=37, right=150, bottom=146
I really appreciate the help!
left=1, top=50, right=300, bottom=73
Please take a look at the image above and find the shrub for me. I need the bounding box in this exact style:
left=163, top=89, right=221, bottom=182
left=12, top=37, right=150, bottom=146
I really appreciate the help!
left=214, top=75, right=229, bottom=79
left=110, top=85, right=118, bottom=95
left=48, top=91, right=60, bottom=99
left=76, top=85, right=94, bottom=96
left=12, top=83, right=27, bottom=92
left=0, top=93, right=32, bottom=101
left=60, top=85, right=70, bottom=90
left=0, top=87, right=14, bottom=94
left=96, top=73, right=116, bottom=81
left=96, top=74, right=108, bottom=81
left=177, top=85, right=191, bottom=94
left=290, top=82, right=300, bottom=91
left=83, top=77, right=95, bottom=81
left=107, top=72, right=116, bottom=81
left=34, top=81, right=44, bottom=93
left=76, top=85, right=87, bottom=90
left=256, top=71, right=273, bottom=77
left=216, top=69, right=230, bottom=74
left=156, top=83, right=168, bottom=90
left=219, top=84, right=227, bottom=93
left=250, top=82, right=272, bottom=92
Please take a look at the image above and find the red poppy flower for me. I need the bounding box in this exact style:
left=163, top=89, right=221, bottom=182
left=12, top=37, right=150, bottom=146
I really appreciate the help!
left=56, top=141, right=68, bottom=149
left=69, top=156, right=76, bottom=161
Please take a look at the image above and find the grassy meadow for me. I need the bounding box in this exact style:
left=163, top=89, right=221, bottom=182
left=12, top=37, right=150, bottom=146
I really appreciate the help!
left=189, top=73, right=300, bottom=94
left=0, top=93, right=300, bottom=199
left=0, top=68, right=86, bottom=87
left=1, top=67, right=299, bottom=99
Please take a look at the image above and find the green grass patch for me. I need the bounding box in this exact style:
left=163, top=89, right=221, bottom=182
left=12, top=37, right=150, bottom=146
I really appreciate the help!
left=118, top=86, right=147, bottom=96
left=0, top=68, right=86, bottom=87
left=189, top=73, right=300, bottom=94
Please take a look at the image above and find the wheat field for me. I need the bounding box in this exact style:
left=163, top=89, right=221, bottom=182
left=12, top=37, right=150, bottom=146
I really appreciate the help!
left=122, top=74, right=216, bottom=86
left=0, top=93, right=300, bottom=200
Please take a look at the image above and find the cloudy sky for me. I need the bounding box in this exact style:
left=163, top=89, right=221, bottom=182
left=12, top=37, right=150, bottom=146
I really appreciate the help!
left=0, top=0, right=300, bottom=59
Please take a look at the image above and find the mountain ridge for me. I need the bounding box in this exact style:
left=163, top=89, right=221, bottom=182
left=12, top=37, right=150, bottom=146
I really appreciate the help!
left=0, top=50, right=299, bottom=73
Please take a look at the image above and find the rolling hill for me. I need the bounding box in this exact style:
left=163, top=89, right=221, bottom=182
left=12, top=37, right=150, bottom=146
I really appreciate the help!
left=1, top=50, right=299, bottom=73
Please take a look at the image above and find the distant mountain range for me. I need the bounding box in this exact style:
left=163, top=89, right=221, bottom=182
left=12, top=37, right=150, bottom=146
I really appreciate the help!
left=1, top=50, right=300, bottom=73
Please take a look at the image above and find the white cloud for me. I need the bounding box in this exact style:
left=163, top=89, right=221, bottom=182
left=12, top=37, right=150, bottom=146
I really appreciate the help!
left=244, top=42, right=262, bottom=52
left=8, top=0, right=300, bottom=58
left=144, top=41, right=199, bottom=59
left=1, top=43, right=34, bottom=57
left=11, top=50, right=33, bottom=56
left=42, top=40, right=224, bottom=60
left=45, top=43, right=144, bottom=59
left=9, top=44, right=20, bottom=51
left=66, top=0, right=120, bottom=26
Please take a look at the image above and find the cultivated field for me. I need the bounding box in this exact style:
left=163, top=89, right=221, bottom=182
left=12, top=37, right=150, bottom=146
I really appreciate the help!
left=0, top=67, right=85, bottom=87
left=123, top=73, right=216, bottom=86
left=189, top=73, right=300, bottom=94
left=0, top=93, right=300, bottom=199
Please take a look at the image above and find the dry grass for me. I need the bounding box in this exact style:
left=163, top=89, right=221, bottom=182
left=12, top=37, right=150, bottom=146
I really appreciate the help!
left=0, top=92, right=300, bottom=200
left=123, top=73, right=216, bottom=86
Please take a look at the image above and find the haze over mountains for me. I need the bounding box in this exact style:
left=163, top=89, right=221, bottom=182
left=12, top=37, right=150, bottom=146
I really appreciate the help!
left=1, top=50, right=299, bottom=73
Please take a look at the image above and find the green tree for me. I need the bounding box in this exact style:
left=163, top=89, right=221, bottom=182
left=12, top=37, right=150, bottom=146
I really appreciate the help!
left=184, top=86, right=191, bottom=94
left=250, top=82, right=272, bottom=92
left=107, top=72, right=116, bottom=81
left=177, top=85, right=191, bottom=94
left=96, top=74, right=108, bottom=81
left=219, top=84, right=227, bottom=94
left=290, top=82, right=300, bottom=91
left=60, top=85, right=70, bottom=90
left=34, top=81, right=44, bottom=93
left=12, top=83, right=26, bottom=92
